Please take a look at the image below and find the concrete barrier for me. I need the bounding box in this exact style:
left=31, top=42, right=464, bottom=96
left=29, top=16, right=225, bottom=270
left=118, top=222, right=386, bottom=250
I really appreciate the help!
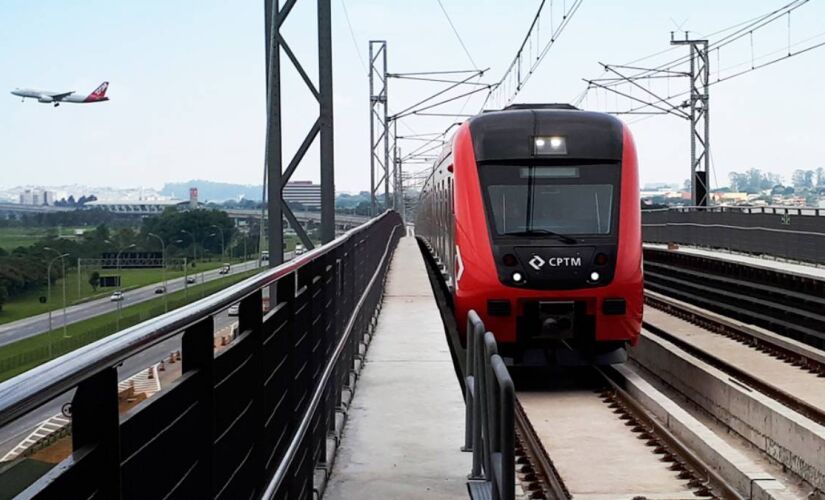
left=631, top=332, right=825, bottom=492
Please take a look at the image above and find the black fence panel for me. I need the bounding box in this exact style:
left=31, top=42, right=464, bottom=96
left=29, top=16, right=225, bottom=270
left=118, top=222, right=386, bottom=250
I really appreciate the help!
left=0, top=211, right=404, bottom=500
left=642, top=207, right=825, bottom=265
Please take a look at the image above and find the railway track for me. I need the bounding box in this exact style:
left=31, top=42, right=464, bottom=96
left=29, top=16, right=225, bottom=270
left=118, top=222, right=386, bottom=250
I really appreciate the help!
left=510, top=291, right=825, bottom=498
left=639, top=290, right=825, bottom=495
left=513, top=365, right=741, bottom=499
left=644, top=291, right=825, bottom=425
left=644, top=249, right=825, bottom=351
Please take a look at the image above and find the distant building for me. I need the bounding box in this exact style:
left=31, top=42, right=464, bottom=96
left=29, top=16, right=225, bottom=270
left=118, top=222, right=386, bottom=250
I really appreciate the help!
left=642, top=182, right=674, bottom=191
left=189, top=187, right=199, bottom=209
left=283, top=181, right=321, bottom=209
left=710, top=192, right=749, bottom=203
left=19, top=188, right=55, bottom=206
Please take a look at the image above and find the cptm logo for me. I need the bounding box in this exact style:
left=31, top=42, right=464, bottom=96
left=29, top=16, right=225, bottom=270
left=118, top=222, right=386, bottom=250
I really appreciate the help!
left=529, top=255, right=582, bottom=270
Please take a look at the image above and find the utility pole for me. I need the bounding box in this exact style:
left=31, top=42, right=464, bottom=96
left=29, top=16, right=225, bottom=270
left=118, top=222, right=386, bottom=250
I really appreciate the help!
left=671, top=33, right=710, bottom=207
left=369, top=40, right=390, bottom=215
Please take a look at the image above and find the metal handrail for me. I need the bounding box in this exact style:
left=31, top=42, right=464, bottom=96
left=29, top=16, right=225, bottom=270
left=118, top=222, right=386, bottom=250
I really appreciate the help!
left=644, top=205, right=825, bottom=216
left=0, top=211, right=394, bottom=427
left=464, top=311, right=515, bottom=500
left=263, top=221, right=402, bottom=498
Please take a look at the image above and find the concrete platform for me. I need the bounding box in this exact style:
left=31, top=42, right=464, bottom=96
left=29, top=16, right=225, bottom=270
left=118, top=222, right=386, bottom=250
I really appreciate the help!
left=325, top=237, right=469, bottom=499
left=644, top=243, right=825, bottom=280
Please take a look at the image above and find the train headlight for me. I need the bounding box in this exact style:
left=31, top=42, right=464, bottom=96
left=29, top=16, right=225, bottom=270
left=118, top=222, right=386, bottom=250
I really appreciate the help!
left=590, top=271, right=600, bottom=282
left=512, top=272, right=524, bottom=283
left=534, top=135, right=567, bottom=155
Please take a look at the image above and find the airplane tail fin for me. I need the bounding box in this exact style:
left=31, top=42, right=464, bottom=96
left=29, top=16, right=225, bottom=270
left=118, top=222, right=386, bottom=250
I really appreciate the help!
left=85, top=81, right=109, bottom=101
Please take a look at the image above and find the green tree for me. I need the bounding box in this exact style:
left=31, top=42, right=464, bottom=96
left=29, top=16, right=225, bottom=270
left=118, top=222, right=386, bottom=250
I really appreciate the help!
left=792, top=169, right=814, bottom=189
left=88, top=271, right=101, bottom=291
left=0, top=285, right=8, bottom=312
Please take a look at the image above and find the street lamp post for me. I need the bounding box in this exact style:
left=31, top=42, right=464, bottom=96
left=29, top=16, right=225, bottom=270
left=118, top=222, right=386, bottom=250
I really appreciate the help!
left=44, top=250, right=69, bottom=356
left=44, top=247, right=70, bottom=340
left=210, top=225, right=225, bottom=261
left=115, top=243, right=136, bottom=330
left=243, top=235, right=248, bottom=270
left=179, top=229, right=196, bottom=264
left=176, top=240, right=189, bottom=300
left=147, top=233, right=167, bottom=313
left=201, top=234, right=214, bottom=298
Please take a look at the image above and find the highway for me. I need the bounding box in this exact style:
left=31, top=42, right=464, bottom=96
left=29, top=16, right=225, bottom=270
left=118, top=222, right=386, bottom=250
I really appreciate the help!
left=0, top=311, right=238, bottom=459
left=0, top=254, right=295, bottom=457
left=0, top=260, right=262, bottom=348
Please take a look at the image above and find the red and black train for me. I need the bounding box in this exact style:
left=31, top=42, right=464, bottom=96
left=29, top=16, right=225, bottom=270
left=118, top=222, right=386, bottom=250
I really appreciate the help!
left=416, top=104, right=643, bottom=365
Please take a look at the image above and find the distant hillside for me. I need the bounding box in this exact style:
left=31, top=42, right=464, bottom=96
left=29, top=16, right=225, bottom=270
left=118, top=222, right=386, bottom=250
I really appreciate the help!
left=161, top=180, right=263, bottom=202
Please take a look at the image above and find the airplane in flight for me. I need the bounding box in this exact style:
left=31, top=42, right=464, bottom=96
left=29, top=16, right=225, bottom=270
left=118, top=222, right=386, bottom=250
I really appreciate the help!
left=10, top=81, right=110, bottom=107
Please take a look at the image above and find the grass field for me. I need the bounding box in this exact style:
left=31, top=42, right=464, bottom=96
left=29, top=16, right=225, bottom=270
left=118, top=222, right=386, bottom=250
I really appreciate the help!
left=0, top=260, right=239, bottom=325
left=0, top=227, right=89, bottom=251
left=0, top=269, right=259, bottom=382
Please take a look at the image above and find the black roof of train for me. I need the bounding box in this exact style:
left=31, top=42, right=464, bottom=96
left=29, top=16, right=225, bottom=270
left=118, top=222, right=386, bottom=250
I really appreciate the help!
left=469, top=105, right=624, bottom=162
left=498, top=103, right=579, bottom=111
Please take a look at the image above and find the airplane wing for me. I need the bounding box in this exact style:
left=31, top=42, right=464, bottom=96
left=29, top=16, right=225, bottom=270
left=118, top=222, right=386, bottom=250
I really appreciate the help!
left=49, top=91, right=75, bottom=100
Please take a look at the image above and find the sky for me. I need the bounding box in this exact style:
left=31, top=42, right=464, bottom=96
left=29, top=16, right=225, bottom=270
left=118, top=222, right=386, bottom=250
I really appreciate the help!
left=1, top=0, right=823, bottom=195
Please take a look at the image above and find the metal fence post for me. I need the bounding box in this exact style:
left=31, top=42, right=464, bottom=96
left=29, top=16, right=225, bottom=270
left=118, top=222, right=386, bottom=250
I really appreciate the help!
left=463, top=313, right=476, bottom=451
left=465, top=312, right=485, bottom=480
left=71, top=367, right=121, bottom=497
left=181, top=315, right=216, bottom=498
left=491, top=355, right=515, bottom=500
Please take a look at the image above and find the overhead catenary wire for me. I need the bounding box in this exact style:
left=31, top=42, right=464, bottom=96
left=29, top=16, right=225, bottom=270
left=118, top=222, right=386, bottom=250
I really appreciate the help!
left=339, top=0, right=367, bottom=73
left=588, top=28, right=825, bottom=117
left=483, top=0, right=584, bottom=109
left=581, top=0, right=823, bottom=120
left=435, top=0, right=479, bottom=69
left=584, top=0, right=810, bottom=95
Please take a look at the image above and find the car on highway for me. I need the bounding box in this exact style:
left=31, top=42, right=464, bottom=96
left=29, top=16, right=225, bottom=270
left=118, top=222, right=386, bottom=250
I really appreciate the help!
left=186, top=276, right=196, bottom=284
left=219, top=263, right=231, bottom=275
left=110, top=291, right=124, bottom=302
left=154, top=286, right=166, bottom=294
left=228, top=304, right=239, bottom=316
left=295, top=244, right=305, bottom=256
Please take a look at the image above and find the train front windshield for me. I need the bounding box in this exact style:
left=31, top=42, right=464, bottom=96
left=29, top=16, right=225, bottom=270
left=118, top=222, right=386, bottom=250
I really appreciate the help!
left=479, top=164, right=621, bottom=237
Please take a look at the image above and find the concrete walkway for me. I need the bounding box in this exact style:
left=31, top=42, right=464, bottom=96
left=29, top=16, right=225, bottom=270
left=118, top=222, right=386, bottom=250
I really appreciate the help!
left=325, top=237, right=469, bottom=499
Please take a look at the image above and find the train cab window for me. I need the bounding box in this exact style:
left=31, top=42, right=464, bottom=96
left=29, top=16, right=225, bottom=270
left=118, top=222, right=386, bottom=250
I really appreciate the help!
left=479, top=164, right=620, bottom=237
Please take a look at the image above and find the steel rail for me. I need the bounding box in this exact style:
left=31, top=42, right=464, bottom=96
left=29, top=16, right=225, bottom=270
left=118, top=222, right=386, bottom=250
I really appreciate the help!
left=645, top=271, right=825, bottom=349
left=0, top=212, right=391, bottom=428
left=644, top=291, right=825, bottom=427
left=262, top=222, right=402, bottom=499
left=513, top=398, right=570, bottom=499
left=596, top=366, right=742, bottom=499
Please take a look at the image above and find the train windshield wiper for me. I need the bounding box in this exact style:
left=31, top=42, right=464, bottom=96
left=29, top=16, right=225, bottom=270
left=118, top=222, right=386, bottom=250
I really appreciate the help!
left=503, top=229, right=577, bottom=244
